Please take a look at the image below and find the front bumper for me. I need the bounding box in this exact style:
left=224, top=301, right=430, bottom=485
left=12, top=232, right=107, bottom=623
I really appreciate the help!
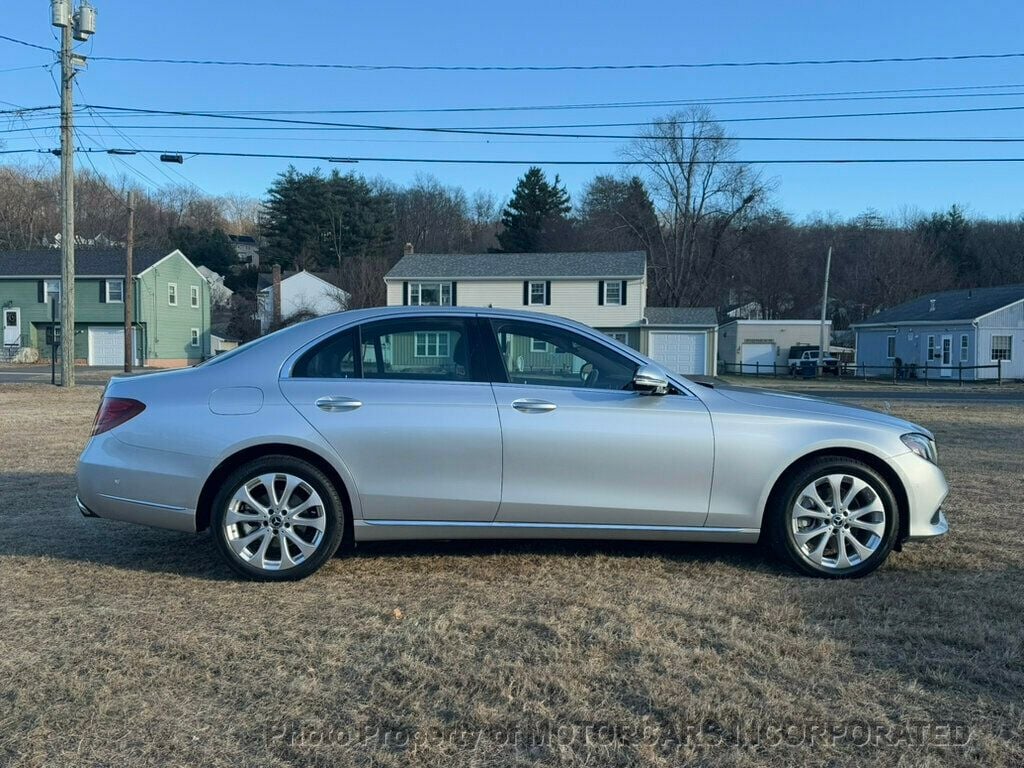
left=889, top=450, right=950, bottom=540
left=77, top=432, right=207, bottom=533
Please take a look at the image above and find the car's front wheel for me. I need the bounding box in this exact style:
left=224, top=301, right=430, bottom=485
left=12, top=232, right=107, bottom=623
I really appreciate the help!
left=211, top=456, right=346, bottom=581
left=766, top=457, right=899, bottom=578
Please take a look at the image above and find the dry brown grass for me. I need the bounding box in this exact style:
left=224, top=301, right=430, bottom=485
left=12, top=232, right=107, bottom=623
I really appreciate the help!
left=0, top=384, right=1022, bottom=767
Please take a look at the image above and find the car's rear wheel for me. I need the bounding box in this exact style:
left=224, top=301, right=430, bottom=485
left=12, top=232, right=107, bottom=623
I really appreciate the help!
left=766, top=457, right=899, bottom=578
left=211, top=456, right=345, bottom=581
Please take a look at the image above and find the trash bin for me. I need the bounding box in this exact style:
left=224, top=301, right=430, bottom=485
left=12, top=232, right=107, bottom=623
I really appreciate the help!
left=799, top=360, right=817, bottom=379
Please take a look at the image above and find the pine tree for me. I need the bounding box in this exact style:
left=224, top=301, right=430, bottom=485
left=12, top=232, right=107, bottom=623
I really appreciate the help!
left=497, top=167, right=572, bottom=252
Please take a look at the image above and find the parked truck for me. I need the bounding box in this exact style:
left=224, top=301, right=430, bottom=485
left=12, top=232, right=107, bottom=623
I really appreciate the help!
left=787, top=346, right=840, bottom=376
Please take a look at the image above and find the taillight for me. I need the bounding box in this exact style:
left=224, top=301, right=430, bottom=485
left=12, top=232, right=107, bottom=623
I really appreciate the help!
left=92, top=397, right=146, bottom=436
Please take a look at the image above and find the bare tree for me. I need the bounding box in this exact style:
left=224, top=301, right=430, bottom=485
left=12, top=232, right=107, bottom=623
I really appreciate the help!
left=625, top=107, right=770, bottom=307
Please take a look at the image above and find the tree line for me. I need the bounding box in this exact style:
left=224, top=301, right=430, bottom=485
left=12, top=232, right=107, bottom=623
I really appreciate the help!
left=2, top=107, right=1022, bottom=331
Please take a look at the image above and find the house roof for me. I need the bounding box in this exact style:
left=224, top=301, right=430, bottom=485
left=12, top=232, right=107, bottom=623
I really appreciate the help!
left=0, top=247, right=171, bottom=277
left=645, top=307, right=718, bottom=327
left=852, top=284, right=1024, bottom=326
left=256, top=269, right=346, bottom=293
left=385, top=251, right=646, bottom=280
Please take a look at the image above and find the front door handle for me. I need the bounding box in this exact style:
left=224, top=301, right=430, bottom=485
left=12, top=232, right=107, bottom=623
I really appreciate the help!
left=511, top=398, right=557, bottom=414
left=315, top=396, right=363, bottom=412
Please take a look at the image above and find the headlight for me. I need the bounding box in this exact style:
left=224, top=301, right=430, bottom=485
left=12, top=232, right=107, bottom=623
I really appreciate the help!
left=901, top=433, right=938, bottom=464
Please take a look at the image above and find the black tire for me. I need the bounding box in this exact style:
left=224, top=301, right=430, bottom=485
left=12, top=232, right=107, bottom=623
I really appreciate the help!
left=211, top=455, right=346, bottom=581
left=765, top=456, right=899, bottom=579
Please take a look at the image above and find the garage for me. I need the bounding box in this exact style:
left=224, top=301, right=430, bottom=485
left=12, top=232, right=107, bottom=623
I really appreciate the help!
left=741, top=342, right=775, bottom=368
left=648, top=331, right=707, bottom=375
left=88, top=326, right=139, bottom=366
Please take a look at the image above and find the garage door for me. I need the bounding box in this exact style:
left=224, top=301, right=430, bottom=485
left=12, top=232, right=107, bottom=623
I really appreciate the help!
left=741, top=343, right=775, bottom=368
left=88, top=326, right=138, bottom=366
left=648, top=331, right=706, bottom=375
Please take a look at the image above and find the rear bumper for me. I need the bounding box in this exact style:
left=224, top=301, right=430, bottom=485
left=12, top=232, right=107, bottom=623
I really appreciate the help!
left=77, top=432, right=206, bottom=533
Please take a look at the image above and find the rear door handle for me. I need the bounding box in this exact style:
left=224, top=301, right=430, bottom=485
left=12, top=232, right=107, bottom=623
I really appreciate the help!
left=315, top=396, right=363, bottom=412
left=511, top=398, right=557, bottom=414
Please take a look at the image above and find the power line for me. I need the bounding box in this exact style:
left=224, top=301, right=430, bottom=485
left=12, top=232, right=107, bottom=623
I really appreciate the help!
left=0, top=34, right=55, bottom=53
left=87, top=50, right=1024, bottom=71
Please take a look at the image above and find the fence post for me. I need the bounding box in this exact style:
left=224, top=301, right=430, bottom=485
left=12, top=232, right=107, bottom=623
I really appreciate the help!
left=859, top=362, right=864, bottom=379
left=892, top=364, right=897, bottom=384
left=998, top=359, right=1002, bottom=385
left=958, top=363, right=963, bottom=387
left=924, top=362, right=928, bottom=386
left=755, top=361, right=760, bottom=377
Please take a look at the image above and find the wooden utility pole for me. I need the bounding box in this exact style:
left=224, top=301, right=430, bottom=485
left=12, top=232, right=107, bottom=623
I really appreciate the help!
left=59, top=18, right=76, bottom=386
left=819, top=245, right=832, bottom=372
left=124, top=190, right=135, bottom=372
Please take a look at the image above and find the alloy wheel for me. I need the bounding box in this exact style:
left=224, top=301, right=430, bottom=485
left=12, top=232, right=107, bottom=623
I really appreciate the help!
left=223, top=472, right=327, bottom=571
left=790, top=473, right=886, bottom=571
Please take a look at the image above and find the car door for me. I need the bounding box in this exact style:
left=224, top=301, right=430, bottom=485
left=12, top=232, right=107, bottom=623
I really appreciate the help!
left=485, top=318, right=714, bottom=528
left=280, top=315, right=502, bottom=522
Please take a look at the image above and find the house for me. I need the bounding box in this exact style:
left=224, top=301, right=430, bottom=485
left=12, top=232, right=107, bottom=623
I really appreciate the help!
left=383, top=251, right=718, bottom=375
left=196, top=265, right=234, bottom=308
left=228, top=234, right=260, bottom=266
left=256, top=267, right=349, bottom=334
left=718, top=319, right=833, bottom=372
left=852, top=284, right=1024, bottom=380
left=0, top=248, right=211, bottom=367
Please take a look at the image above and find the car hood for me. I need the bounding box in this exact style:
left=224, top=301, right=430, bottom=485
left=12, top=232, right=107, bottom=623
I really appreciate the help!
left=708, top=384, right=932, bottom=438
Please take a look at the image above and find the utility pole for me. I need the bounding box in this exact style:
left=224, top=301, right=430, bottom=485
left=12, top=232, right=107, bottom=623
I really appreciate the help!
left=124, top=190, right=134, bottom=373
left=819, top=245, right=832, bottom=372
left=52, top=0, right=97, bottom=387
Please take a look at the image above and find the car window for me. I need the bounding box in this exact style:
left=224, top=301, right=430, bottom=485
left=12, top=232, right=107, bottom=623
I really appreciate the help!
left=489, top=319, right=636, bottom=390
left=359, top=317, right=474, bottom=382
left=292, top=328, right=358, bottom=378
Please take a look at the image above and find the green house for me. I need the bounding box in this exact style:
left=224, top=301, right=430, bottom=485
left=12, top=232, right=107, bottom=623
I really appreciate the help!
left=0, top=248, right=211, bottom=367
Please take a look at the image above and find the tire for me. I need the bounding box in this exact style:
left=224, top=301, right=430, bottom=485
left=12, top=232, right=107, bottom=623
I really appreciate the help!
left=211, top=455, right=346, bottom=581
left=765, top=456, right=899, bottom=579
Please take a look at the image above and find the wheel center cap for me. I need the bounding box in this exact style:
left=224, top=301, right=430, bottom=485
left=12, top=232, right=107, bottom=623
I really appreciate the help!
left=271, top=515, right=283, bottom=527
left=832, top=514, right=844, bottom=526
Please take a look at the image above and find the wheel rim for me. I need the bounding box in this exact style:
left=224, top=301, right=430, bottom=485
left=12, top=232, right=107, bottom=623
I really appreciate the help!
left=790, top=473, right=886, bottom=571
left=223, top=472, right=327, bottom=571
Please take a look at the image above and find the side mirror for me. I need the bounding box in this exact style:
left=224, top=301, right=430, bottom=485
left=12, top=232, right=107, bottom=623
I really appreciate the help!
left=633, top=364, right=669, bottom=395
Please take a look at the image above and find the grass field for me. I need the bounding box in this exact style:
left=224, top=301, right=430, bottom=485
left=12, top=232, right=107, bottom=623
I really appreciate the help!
left=1, top=383, right=1022, bottom=767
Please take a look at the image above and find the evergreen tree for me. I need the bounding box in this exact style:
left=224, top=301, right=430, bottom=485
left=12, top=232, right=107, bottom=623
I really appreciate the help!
left=497, top=167, right=572, bottom=252
left=578, top=175, right=659, bottom=253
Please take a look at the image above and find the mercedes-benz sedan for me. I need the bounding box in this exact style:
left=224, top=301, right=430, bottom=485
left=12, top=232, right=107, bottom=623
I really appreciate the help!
left=77, top=307, right=949, bottom=580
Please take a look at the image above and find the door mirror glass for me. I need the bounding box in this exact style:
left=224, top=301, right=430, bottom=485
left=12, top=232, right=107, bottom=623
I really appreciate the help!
left=633, top=364, right=669, bottom=395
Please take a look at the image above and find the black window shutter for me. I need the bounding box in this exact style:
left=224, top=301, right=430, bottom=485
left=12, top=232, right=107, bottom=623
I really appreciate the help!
left=99, top=280, right=106, bottom=303
left=523, top=281, right=529, bottom=305
left=598, top=281, right=605, bottom=306
left=402, top=282, right=409, bottom=305
left=545, top=281, right=552, bottom=306
left=38, top=280, right=45, bottom=303
left=621, top=280, right=627, bottom=305
left=450, top=281, right=457, bottom=306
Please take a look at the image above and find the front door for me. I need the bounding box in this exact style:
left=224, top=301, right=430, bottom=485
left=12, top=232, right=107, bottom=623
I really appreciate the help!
left=280, top=315, right=502, bottom=522
left=2, top=308, right=20, bottom=347
left=941, top=335, right=953, bottom=377
left=487, top=318, right=714, bottom=527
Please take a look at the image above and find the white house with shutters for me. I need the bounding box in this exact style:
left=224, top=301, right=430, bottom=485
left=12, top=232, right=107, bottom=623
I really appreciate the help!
left=383, top=251, right=718, bottom=376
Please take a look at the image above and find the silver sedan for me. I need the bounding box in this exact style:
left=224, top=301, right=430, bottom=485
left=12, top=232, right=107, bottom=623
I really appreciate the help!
left=77, top=307, right=949, bottom=580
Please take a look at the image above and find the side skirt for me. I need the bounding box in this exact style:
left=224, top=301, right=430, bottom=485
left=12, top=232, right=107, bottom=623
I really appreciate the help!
left=354, top=519, right=760, bottom=543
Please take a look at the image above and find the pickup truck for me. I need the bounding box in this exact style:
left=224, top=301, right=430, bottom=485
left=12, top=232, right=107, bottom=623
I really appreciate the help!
left=787, top=347, right=840, bottom=376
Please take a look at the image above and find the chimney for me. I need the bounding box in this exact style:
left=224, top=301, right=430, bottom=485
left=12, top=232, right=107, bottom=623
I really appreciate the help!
left=929, top=298, right=936, bottom=312
left=403, top=242, right=414, bottom=256
left=272, top=264, right=282, bottom=326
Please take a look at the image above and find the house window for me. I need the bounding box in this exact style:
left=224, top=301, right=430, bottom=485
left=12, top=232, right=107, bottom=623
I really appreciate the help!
left=409, top=282, right=452, bottom=306
left=168, top=282, right=178, bottom=306
left=604, top=281, right=623, bottom=306
left=606, top=332, right=629, bottom=345
left=960, top=334, right=969, bottom=363
left=105, top=279, right=124, bottom=303
left=528, top=281, right=548, bottom=306
left=927, top=335, right=936, bottom=361
left=530, top=337, right=549, bottom=353
left=414, top=331, right=450, bottom=358
left=991, top=335, right=1013, bottom=362
left=190, top=328, right=200, bottom=348
left=43, top=279, right=61, bottom=304
left=190, top=285, right=200, bottom=308
left=886, top=335, right=896, bottom=359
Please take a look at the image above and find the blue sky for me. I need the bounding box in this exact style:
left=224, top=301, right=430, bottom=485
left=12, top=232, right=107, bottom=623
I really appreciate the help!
left=2, top=0, right=1024, bottom=219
